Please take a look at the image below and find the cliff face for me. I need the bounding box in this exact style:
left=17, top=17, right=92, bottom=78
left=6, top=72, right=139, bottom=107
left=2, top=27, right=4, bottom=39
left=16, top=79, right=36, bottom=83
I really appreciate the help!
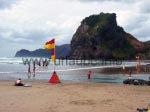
left=15, top=44, right=71, bottom=58
left=71, top=13, right=145, bottom=59
left=144, top=41, right=150, bottom=59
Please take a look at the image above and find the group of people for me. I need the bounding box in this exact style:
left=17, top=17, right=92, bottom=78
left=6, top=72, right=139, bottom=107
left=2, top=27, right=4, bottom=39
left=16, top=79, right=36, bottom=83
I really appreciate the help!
left=27, top=61, right=36, bottom=79
left=27, top=59, right=49, bottom=79
left=38, top=59, right=49, bottom=68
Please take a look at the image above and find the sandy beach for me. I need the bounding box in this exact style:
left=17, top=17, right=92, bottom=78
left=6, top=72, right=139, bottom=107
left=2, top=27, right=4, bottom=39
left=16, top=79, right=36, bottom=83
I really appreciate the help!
left=0, top=79, right=150, bottom=112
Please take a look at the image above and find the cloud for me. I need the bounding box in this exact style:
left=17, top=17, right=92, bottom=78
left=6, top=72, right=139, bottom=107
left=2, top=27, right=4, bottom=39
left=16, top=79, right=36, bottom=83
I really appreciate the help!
left=0, top=0, right=83, bottom=44
left=131, top=19, right=150, bottom=41
left=138, top=0, right=150, bottom=13
left=0, top=0, right=20, bottom=9
left=0, top=0, right=149, bottom=56
left=116, top=1, right=150, bottom=42
left=78, top=0, right=137, bottom=3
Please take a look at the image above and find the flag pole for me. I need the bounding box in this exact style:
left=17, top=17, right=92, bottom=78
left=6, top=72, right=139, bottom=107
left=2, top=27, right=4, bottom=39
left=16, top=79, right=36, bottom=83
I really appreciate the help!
left=54, top=39, right=56, bottom=71
left=54, top=47, right=55, bottom=71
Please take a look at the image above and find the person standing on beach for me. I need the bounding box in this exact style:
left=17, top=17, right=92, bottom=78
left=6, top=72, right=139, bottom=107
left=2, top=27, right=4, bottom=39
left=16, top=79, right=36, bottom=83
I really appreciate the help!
left=45, top=59, right=49, bottom=69
left=33, top=61, right=36, bottom=78
left=128, top=70, right=132, bottom=84
left=43, top=59, right=45, bottom=68
left=87, top=71, right=91, bottom=79
left=28, top=64, right=31, bottom=79
left=128, top=70, right=132, bottom=77
left=38, top=60, right=41, bottom=68
left=122, top=65, right=126, bottom=74
left=135, top=55, right=140, bottom=73
left=136, top=63, right=140, bottom=74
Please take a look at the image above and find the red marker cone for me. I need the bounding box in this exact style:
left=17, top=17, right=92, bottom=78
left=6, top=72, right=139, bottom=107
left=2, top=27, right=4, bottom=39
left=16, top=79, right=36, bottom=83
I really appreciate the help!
left=49, top=71, right=61, bottom=83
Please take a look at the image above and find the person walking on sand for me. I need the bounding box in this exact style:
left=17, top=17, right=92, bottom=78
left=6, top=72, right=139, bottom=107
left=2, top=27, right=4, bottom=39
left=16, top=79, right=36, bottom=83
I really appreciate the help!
left=87, top=71, right=91, bottom=79
left=28, top=64, right=31, bottom=79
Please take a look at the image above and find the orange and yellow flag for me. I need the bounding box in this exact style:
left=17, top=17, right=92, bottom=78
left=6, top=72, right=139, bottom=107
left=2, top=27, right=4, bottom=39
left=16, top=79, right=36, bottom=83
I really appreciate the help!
left=44, top=39, right=55, bottom=62
left=44, top=39, right=55, bottom=49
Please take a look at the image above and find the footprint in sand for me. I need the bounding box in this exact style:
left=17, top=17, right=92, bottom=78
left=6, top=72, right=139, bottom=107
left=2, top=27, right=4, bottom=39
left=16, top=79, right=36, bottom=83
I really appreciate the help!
left=70, top=100, right=96, bottom=105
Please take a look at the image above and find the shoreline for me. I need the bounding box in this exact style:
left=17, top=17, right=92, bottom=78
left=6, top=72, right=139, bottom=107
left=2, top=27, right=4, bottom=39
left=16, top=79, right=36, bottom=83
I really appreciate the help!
left=100, top=64, right=150, bottom=74
left=0, top=62, right=149, bottom=84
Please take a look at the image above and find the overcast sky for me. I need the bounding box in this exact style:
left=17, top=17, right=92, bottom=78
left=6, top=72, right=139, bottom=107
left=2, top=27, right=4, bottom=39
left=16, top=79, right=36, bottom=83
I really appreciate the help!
left=0, top=0, right=149, bottom=57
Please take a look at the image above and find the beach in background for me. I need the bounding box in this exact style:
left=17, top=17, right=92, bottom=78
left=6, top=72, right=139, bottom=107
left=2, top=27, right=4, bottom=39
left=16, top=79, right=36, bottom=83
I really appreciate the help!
left=0, top=57, right=149, bottom=83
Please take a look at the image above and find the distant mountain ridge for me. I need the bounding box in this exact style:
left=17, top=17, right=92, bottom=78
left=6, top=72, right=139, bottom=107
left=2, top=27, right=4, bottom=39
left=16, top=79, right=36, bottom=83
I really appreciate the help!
left=15, top=44, right=71, bottom=58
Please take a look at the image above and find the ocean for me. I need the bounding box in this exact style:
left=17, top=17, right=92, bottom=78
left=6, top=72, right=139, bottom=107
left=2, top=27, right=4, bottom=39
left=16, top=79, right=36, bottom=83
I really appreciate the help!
left=0, top=57, right=149, bottom=83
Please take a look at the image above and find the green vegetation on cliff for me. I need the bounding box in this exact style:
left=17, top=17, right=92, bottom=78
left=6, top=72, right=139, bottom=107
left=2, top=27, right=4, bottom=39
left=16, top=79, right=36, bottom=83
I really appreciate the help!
left=71, top=13, right=146, bottom=59
left=144, top=41, right=150, bottom=59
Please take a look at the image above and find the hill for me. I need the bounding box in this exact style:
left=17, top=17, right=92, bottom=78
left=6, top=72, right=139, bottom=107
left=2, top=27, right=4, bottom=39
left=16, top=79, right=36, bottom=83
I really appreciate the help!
left=71, top=12, right=146, bottom=59
left=15, top=44, right=71, bottom=58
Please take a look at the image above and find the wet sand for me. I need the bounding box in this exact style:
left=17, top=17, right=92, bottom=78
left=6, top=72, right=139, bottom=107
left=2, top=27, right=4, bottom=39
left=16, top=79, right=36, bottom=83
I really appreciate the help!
left=100, top=64, right=150, bottom=74
left=0, top=79, right=150, bottom=112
